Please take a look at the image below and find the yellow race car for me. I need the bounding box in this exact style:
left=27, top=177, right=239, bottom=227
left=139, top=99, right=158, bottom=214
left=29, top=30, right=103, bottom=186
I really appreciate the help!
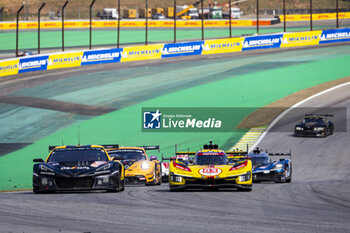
left=106, top=145, right=162, bottom=186
left=168, top=141, right=252, bottom=191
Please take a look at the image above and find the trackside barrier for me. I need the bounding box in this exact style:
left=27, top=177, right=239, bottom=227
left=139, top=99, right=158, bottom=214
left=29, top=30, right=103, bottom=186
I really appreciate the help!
left=0, top=19, right=276, bottom=30
left=280, top=12, right=350, bottom=21
left=1, top=28, right=349, bottom=78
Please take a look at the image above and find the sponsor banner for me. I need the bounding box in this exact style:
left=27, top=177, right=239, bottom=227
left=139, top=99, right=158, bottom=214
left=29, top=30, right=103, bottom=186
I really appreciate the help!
left=18, top=55, right=49, bottom=73
left=319, top=28, right=350, bottom=44
left=242, top=34, right=283, bottom=51
left=121, top=45, right=163, bottom=62
left=0, top=59, right=19, bottom=77
left=0, top=19, right=265, bottom=30
left=47, top=52, right=83, bottom=70
left=281, top=31, right=321, bottom=48
left=202, top=38, right=244, bottom=54
left=81, top=48, right=123, bottom=66
left=161, top=41, right=203, bottom=58
left=280, top=12, right=350, bottom=21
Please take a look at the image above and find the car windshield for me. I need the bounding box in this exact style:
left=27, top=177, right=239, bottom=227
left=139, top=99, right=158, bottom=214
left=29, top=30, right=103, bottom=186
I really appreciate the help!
left=304, top=118, right=324, bottom=123
left=251, top=156, right=270, bottom=166
left=108, top=149, right=146, bottom=161
left=48, top=147, right=108, bottom=162
left=195, top=152, right=227, bottom=165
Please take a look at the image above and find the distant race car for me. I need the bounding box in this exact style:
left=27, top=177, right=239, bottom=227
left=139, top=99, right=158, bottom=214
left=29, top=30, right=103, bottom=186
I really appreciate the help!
left=294, top=114, right=334, bottom=137
left=17, top=50, right=34, bottom=57
left=167, top=141, right=252, bottom=191
left=33, top=145, right=125, bottom=193
left=162, top=154, right=190, bottom=183
left=106, top=145, right=162, bottom=185
left=248, top=148, right=292, bottom=183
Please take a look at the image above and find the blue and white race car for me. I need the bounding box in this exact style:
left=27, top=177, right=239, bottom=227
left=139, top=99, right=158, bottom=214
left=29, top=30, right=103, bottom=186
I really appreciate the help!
left=248, top=148, right=292, bottom=183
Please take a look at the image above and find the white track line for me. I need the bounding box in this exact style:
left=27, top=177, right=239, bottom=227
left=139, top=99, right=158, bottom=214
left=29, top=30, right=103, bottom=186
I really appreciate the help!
left=249, top=81, right=350, bottom=152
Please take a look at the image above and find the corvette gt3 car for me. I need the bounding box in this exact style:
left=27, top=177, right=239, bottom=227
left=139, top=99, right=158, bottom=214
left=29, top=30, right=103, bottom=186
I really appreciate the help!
left=294, top=114, right=334, bottom=137
left=248, top=148, right=292, bottom=183
left=168, top=141, right=252, bottom=191
left=33, top=145, right=125, bottom=193
left=106, top=145, right=162, bottom=185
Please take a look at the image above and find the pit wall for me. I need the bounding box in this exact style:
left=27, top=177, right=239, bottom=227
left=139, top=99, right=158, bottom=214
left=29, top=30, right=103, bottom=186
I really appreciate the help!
left=0, top=19, right=274, bottom=30
left=1, top=28, right=349, bottom=78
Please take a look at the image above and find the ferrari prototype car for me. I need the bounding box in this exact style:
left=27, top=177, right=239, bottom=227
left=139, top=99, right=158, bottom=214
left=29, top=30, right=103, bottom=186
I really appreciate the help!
left=294, top=114, right=334, bottom=137
left=33, top=145, right=125, bottom=193
left=249, top=148, right=292, bottom=183
left=168, top=141, right=252, bottom=191
left=106, top=145, right=162, bottom=185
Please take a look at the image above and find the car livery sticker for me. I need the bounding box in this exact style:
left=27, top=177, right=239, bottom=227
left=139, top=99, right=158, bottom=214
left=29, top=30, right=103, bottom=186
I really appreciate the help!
left=61, top=166, right=90, bottom=170
left=91, top=161, right=107, bottom=168
left=199, top=167, right=222, bottom=176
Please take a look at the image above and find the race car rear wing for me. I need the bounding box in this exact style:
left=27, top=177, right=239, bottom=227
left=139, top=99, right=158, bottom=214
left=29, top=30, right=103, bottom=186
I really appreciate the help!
left=49, top=146, right=57, bottom=152
left=102, top=144, right=120, bottom=149
left=268, top=152, right=292, bottom=160
left=138, top=146, right=160, bottom=151
left=305, top=114, right=334, bottom=117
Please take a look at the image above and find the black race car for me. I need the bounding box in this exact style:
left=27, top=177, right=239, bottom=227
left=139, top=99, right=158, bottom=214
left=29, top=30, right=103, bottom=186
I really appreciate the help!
left=294, top=114, right=334, bottom=137
left=33, top=145, right=125, bottom=193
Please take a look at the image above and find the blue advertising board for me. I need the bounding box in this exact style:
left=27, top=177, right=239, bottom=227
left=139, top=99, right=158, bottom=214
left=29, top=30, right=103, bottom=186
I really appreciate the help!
left=161, top=41, right=204, bottom=58
left=319, top=28, right=350, bottom=44
left=81, top=48, right=122, bottom=66
left=18, top=55, right=49, bottom=73
left=242, top=34, right=283, bottom=51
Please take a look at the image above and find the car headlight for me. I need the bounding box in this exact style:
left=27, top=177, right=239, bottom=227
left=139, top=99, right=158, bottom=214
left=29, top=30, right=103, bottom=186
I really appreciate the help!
left=275, top=164, right=283, bottom=168
left=96, top=163, right=111, bottom=171
left=295, top=127, right=303, bottom=131
left=171, top=174, right=183, bottom=183
left=141, top=161, right=150, bottom=170
left=239, top=171, right=251, bottom=182
left=40, top=165, right=54, bottom=172
left=314, top=127, right=325, bottom=131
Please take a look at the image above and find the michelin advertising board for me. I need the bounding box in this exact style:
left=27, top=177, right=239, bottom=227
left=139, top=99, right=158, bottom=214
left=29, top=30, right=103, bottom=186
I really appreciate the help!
left=242, top=34, right=283, bottom=51
left=202, top=38, right=244, bottom=54
left=319, top=28, right=350, bottom=44
left=81, top=48, right=123, bottom=66
left=18, top=56, right=49, bottom=73
left=161, top=41, right=204, bottom=58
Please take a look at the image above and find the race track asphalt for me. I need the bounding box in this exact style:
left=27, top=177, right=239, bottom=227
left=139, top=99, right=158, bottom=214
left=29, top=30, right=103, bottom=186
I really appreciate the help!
left=0, top=50, right=349, bottom=233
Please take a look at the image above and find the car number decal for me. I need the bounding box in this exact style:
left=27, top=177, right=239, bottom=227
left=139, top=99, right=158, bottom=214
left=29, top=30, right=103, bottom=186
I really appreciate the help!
left=198, top=168, right=222, bottom=176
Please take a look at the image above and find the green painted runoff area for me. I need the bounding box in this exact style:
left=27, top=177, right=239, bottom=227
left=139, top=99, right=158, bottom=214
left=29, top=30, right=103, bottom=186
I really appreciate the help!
left=1, top=52, right=350, bottom=190
left=0, top=26, right=328, bottom=52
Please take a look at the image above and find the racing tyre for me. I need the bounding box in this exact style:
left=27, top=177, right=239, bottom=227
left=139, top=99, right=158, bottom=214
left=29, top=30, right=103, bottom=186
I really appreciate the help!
left=276, top=174, right=287, bottom=183
left=286, top=166, right=292, bottom=183
left=107, top=176, right=121, bottom=192
left=156, top=165, right=162, bottom=185
left=120, top=179, right=125, bottom=191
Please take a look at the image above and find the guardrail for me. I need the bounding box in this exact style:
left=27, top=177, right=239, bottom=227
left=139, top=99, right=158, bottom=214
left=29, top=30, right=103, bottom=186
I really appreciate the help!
left=1, top=27, right=349, bottom=78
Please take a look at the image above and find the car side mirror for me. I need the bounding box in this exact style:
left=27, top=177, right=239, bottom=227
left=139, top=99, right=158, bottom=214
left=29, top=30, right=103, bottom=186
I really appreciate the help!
left=33, top=158, right=44, bottom=163
left=150, top=156, right=157, bottom=161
